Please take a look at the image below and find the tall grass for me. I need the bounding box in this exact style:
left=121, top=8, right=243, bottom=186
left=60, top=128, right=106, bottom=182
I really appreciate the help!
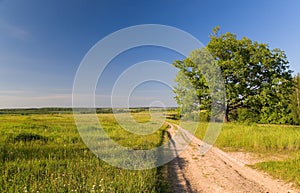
left=214, top=123, right=300, bottom=153
left=172, top=121, right=300, bottom=153
left=254, top=153, right=300, bottom=187
left=0, top=113, right=169, bottom=193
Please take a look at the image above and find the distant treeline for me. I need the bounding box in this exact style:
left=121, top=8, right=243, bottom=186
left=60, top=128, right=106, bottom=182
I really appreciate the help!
left=0, top=107, right=177, bottom=115
left=0, top=108, right=73, bottom=115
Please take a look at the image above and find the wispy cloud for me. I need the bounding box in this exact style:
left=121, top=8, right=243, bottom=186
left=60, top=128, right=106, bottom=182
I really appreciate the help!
left=0, top=19, right=30, bottom=40
left=0, top=90, right=29, bottom=95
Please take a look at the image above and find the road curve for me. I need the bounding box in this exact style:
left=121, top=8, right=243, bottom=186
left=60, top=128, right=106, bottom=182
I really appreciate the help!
left=166, top=123, right=299, bottom=193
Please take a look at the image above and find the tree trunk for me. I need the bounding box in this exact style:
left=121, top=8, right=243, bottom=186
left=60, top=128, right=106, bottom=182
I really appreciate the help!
left=223, top=109, right=229, bottom=123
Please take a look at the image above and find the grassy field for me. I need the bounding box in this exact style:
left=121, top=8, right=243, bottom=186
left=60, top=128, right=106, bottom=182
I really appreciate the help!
left=0, top=112, right=169, bottom=193
left=1, top=110, right=300, bottom=191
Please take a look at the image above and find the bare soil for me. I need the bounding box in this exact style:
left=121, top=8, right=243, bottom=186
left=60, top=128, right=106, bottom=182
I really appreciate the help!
left=166, top=123, right=299, bottom=193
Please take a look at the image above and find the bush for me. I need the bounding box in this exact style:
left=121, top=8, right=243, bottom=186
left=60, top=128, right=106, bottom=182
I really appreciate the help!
left=13, top=133, right=48, bottom=143
left=200, top=111, right=210, bottom=122
left=237, top=108, right=260, bottom=123
left=181, top=111, right=211, bottom=122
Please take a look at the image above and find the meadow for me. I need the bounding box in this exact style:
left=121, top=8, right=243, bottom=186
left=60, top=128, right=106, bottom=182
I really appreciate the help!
left=1, top=110, right=300, bottom=192
left=0, top=112, right=169, bottom=193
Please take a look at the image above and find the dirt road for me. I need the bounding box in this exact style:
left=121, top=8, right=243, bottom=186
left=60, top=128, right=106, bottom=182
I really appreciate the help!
left=166, top=123, right=299, bottom=193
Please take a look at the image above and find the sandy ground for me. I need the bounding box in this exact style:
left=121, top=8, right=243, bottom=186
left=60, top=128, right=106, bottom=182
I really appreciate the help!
left=166, top=123, right=299, bottom=193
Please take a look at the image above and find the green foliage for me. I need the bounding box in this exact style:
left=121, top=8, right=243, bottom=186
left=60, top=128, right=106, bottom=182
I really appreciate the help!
left=237, top=108, right=260, bottom=123
left=173, top=70, right=200, bottom=115
left=199, top=111, right=211, bottom=122
left=290, top=73, right=300, bottom=124
left=173, top=27, right=294, bottom=123
left=173, top=48, right=225, bottom=121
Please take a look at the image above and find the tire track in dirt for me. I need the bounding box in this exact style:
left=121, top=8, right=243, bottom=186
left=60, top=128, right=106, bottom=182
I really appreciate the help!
left=166, top=123, right=299, bottom=193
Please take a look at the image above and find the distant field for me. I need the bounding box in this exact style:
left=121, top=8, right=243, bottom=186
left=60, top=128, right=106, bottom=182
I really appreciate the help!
left=0, top=113, right=169, bottom=193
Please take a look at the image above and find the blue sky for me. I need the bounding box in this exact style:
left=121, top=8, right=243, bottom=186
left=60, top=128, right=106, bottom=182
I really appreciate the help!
left=0, top=0, right=299, bottom=108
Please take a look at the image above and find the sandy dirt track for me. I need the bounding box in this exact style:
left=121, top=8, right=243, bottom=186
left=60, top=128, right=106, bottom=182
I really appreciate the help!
left=166, top=123, right=299, bottom=193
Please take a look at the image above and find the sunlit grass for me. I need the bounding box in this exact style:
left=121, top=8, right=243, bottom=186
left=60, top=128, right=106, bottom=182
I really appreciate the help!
left=0, top=113, right=169, bottom=193
left=253, top=153, right=300, bottom=188
left=168, top=120, right=300, bottom=154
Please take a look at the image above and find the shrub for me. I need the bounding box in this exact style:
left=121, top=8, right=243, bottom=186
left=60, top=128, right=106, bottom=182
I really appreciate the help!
left=13, top=133, right=48, bottom=143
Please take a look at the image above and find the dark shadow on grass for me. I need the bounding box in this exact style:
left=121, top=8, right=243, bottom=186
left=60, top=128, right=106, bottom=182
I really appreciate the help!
left=154, top=127, right=171, bottom=192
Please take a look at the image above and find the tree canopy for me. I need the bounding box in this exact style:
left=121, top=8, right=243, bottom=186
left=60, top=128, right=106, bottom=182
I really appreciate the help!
left=173, top=27, right=294, bottom=123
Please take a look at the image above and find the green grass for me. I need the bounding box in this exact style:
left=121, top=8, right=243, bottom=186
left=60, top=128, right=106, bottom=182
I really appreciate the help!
left=171, top=121, right=300, bottom=153
left=2, top=110, right=300, bottom=191
left=214, top=123, right=300, bottom=153
left=254, top=153, right=300, bottom=187
left=0, top=113, right=169, bottom=193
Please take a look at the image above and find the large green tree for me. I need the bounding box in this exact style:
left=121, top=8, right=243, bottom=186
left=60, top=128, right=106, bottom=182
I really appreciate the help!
left=174, top=27, right=293, bottom=123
